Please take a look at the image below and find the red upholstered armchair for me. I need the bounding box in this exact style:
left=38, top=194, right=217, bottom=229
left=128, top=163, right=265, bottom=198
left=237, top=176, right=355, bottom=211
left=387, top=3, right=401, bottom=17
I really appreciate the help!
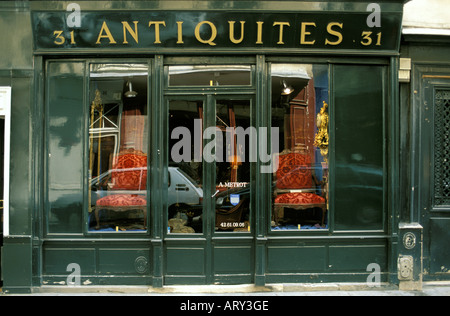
left=95, top=149, right=147, bottom=229
left=273, top=152, right=327, bottom=226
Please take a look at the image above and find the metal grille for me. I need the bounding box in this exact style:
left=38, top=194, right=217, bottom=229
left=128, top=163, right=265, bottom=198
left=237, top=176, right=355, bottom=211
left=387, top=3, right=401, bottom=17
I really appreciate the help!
left=434, top=90, right=450, bottom=206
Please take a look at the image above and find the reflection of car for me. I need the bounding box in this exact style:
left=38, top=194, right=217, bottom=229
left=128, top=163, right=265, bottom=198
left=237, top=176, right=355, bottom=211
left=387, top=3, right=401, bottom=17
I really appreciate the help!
left=168, top=167, right=203, bottom=217
left=90, top=167, right=203, bottom=215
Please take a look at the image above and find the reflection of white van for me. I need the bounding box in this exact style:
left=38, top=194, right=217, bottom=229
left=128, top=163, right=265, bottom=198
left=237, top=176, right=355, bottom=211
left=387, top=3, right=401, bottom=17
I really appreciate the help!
left=168, top=167, right=203, bottom=212
left=90, top=167, right=203, bottom=213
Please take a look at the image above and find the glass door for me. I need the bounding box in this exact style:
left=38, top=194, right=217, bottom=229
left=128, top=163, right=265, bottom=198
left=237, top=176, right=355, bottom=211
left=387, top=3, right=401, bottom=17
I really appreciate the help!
left=164, top=62, right=255, bottom=284
left=167, top=97, right=205, bottom=234
left=214, top=98, right=253, bottom=234
left=166, top=96, right=254, bottom=236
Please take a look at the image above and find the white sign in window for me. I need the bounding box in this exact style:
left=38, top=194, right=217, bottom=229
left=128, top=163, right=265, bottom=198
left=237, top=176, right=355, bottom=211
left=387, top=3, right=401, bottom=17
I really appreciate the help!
left=0, top=86, right=11, bottom=115
left=0, top=87, right=11, bottom=237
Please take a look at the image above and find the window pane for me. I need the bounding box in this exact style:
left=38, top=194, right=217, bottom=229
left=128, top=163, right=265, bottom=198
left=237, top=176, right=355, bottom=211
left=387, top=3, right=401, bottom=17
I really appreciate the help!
left=169, top=65, right=251, bottom=86
left=215, top=100, right=252, bottom=233
left=89, top=64, right=148, bottom=232
left=168, top=100, right=204, bottom=234
left=334, top=65, right=384, bottom=231
left=47, top=62, right=85, bottom=234
left=271, top=64, right=329, bottom=231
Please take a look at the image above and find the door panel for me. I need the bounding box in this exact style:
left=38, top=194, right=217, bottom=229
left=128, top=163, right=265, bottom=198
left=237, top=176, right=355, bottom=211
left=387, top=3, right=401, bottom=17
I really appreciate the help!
left=214, top=99, right=252, bottom=233
left=165, top=93, right=254, bottom=284
left=422, top=80, right=450, bottom=278
left=167, top=98, right=205, bottom=234
left=418, top=73, right=450, bottom=281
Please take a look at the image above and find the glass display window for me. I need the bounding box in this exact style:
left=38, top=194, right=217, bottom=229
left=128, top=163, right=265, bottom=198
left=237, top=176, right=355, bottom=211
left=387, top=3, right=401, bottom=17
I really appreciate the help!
left=88, top=63, right=149, bottom=232
left=270, top=64, right=330, bottom=231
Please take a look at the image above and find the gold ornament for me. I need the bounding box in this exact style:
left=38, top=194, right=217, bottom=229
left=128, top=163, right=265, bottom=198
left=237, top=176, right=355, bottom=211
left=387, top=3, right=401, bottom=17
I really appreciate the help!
left=314, top=101, right=329, bottom=163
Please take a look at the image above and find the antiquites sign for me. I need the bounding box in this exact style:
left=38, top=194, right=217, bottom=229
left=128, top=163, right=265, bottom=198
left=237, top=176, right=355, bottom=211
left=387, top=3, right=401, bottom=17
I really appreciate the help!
left=32, top=9, right=402, bottom=53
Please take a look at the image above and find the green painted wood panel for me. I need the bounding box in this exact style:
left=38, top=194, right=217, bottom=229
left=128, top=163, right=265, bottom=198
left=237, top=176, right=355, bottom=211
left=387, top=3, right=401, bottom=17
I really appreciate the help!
left=267, top=245, right=327, bottom=273
left=165, top=245, right=206, bottom=275
left=429, top=218, right=450, bottom=277
left=44, top=248, right=96, bottom=275
left=328, top=244, right=387, bottom=272
left=213, top=245, right=253, bottom=274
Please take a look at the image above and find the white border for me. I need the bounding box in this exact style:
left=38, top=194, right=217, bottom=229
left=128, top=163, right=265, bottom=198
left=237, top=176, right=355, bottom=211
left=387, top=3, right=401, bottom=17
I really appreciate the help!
left=402, top=27, right=450, bottom=36
left=0, top=87, right=11, bottom=237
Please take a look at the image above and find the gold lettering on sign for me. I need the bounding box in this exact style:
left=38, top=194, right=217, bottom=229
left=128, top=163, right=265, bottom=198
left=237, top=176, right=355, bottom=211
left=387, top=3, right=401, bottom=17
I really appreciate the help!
left=195, top=21, right=217, bottom=46
left=96, top=21, right=117, bottom=44
left=256, top=21, right=264, bottom=44
left=176, top=21, right=184, bottom=44
left=325, top=22, right=343, bottom=45
left=273, top=22, right=290, bottom=44
left=148, top=21, right=166, bottom=44
left=50, top=15, right=385, bottom=49
left=122, top=21, right=139, bottom=44
left=228, top=21, right=246, bottom=44
left=53, top=30, right=65, bottom=45
left=300, top=22, right=316, bottom=45
left=70, top=30, right=76, bottom=44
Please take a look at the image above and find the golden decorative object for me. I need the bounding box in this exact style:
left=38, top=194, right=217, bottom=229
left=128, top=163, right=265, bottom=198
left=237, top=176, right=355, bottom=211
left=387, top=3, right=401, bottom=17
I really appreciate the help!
left=314, top=101, right=329, bottom=163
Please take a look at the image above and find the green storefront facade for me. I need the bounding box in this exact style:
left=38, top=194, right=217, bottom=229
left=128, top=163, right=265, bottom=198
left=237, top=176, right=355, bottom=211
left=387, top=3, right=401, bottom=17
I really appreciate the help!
left=1, top=0, right=443, bottom=293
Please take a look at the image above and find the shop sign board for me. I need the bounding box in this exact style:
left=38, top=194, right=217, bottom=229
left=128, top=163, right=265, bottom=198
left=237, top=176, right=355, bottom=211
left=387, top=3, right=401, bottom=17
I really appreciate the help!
left=31, top=9, right=402, bottom=54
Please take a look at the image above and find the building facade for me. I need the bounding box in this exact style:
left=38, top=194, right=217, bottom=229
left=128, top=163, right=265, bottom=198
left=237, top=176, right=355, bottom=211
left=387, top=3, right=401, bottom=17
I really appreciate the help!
left=1, top=0, right=443, bottom=293
left=399, top=0, right=450, bottom=286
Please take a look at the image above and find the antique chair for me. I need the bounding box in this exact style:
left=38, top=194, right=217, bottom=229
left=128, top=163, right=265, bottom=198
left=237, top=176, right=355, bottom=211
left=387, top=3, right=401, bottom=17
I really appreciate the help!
left=95, top=148, right=147, bottom=229
left=273, top=152, right=327, bottom=226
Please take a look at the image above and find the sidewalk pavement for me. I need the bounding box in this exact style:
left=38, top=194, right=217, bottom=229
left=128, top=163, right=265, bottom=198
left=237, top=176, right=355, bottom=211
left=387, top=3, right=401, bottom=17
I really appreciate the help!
left=2, top=282, right=450, bottom=296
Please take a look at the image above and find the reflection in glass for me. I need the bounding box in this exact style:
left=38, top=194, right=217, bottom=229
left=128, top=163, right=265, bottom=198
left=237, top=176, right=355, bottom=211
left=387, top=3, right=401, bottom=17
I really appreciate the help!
left=169, top=65, right=251, bottom=86
left=168, top=100, right=204, bottom=234
left=88, top=64, right=148, bottom=232
left=47, top=62, right=84, bottom=233
left=271, top=64, right=329, bottom=231
left=215, top=100, right=251, bottom=232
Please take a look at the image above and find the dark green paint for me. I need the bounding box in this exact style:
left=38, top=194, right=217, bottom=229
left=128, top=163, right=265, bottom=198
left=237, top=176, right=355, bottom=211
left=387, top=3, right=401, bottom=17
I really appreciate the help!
left=31, top=10, right=402, bottom=53
left=399, top=30, right=450, bottom=282
left=0, top=0, right=420, bottom=292
left=333, top=64, right=386, bottom=231
left=404, top=58, right=450, bottom=281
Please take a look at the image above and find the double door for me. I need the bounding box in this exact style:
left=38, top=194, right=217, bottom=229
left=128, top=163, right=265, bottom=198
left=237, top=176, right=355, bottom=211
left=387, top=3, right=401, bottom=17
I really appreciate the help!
left=164, top=93, right=256, bottom=285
